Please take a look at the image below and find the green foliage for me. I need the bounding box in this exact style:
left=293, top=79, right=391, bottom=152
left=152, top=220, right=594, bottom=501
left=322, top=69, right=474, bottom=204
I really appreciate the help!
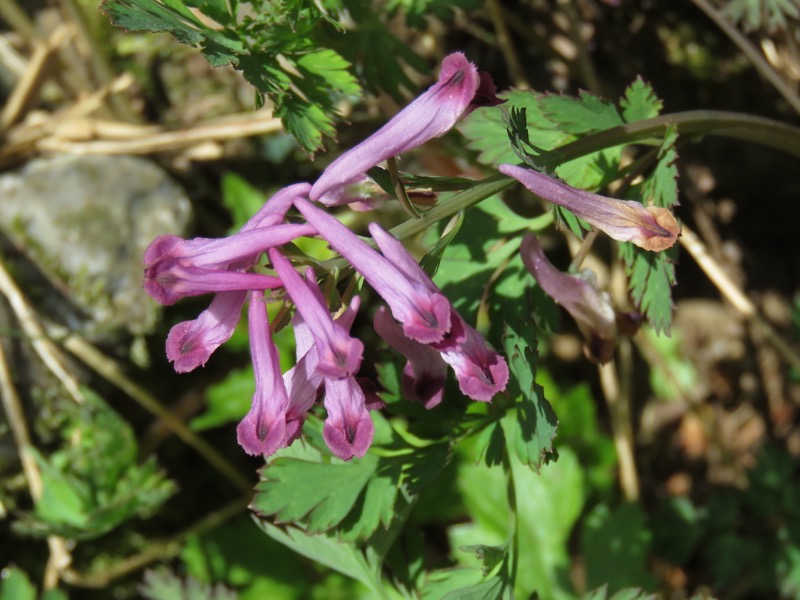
left=14, top=389, right=175, bottom=540
left=386, top=0, right=481, bottom=28
left=101, top=0, right=362, bottom=152
left=139, top=569, right=237, bottom=600
left=724, top=0, right=799, bottom=32
left=0, top=568, right=36, bottom=600
left=190, top=366, right=255, bottom=431
left=538, top=370, right=617, bottom=494
left=581, top=587, right=657, bottom=600
left=499, top=324, right=559, bottom=470
left=581, top=503, right=657, bottom=593
left=450, top=446, right=585, bottom=599
left=461, top=79, right=680, bottom=333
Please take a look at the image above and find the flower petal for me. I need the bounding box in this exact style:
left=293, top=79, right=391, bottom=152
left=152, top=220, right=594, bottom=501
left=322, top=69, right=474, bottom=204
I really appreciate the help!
left=500, top=164, right=680, bottom=251
left=322, top=376, right=374, bottom=460
left=310, top=53, right=499, bottom=206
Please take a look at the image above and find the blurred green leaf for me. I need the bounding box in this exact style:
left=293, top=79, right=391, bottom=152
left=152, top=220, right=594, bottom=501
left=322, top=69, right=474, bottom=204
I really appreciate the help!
left=190, top=366, right=255, bottom=431
left=581, top=503, right=657, bottom=593
left=539, top=91, right=624, bottom=135
left=139, top=569, right=237, bottom=600
left=15, top=389, right=175, bottom=540
left=724, top=0, right=799, bottom=32
left=221, top=174, right=268, bottom=234
left=450, top=447, right=584, bottom=599
left=0, top=567, right=36, bottom=600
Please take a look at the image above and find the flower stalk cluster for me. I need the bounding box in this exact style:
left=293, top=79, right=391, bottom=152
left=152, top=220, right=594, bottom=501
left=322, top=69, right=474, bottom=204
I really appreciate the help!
left=143, top=52, right=680, bottom=461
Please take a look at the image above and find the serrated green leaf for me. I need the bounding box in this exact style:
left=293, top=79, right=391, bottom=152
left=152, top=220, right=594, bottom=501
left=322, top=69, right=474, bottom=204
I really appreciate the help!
left=501, top=324, right=559, bottom=470
left=296, top=49, right=361, bottom=96
left=252, top=455, right=378, bottom=532
left=539, top=91, right=625, bottom=134
left=254, top=521, right=381, bottom=595
left=640, top=129, right=679, bottom=208
left=581, top=503, right=657, bottom=593
left=620, top=78, right=663, bottom=123
left=620, top=245, right=677, bottom=334
left=459, top=90, right=567, bottom=166
left=339, top=459, right=402, bottom=541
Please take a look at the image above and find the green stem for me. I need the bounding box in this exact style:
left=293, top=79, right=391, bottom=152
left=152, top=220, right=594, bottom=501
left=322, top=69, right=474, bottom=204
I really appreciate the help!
left=387, top=110, right=800, bottom=241
left=502, top=440, right=519, bottom=590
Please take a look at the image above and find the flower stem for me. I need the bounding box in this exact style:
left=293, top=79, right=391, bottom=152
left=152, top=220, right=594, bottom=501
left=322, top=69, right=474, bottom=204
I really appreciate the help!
left=389, top=110, right=800, bottom=242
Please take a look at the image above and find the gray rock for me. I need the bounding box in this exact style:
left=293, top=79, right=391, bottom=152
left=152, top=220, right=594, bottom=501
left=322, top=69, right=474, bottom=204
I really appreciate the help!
left=0, top=155, right=191, bottom=338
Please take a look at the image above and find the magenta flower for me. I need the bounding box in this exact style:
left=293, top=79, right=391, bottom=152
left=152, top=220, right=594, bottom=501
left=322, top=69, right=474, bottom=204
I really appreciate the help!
left=322, top=376, right=374, bottom=461
left=499, top=165, right=680, bottom=252
left=374, top=306, right=447, bottom=408
left=236, top=291, right=290, bottom=457
left=432, top=312, right=509, bottom=402
left=521, top=233, right=618, bottom=363
left=161, top=184, right=312, bottom=372
left=310, top=52, right=501, bottom=205
left=166, top=290, right=249, bottom=373
left=282, top=296, right=362, bottom=443
left=294, top=197, right=452, bottom=344
left=270, top=249, right=363, bottom=379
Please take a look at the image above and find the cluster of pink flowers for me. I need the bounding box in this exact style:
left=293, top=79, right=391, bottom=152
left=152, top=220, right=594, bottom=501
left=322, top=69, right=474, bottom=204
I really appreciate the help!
left=144, top=53, right=509, bottom=461
left=144, top=52, right=680, bottom=461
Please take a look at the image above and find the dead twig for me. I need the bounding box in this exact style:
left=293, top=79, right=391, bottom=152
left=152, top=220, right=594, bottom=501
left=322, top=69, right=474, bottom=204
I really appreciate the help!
left=680, top=225, right=800, bottom=374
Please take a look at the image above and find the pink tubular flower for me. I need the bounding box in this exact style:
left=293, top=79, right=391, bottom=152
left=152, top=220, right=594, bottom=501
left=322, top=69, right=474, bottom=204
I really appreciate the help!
left=166, top=290, right=249, bottom=373
left=161, top=184, right=312, bottom=372
left=310, top=52, right=501, bottom=205
left=236, top=291, right=290, bottom=457
left=521, top=233, right=617, bottom=363
left=144, top=223, right=314, bottom=305
left=269, top=249, right=363, bottom=379
left=499, top=165, right=680, bottom=252
left=294, top=197, right=452, bottom=344
left=322, top=376, right=374, bottom=461
left=282, top=296, right=361, bottom=442
left=374, top=307, right=447, bottom=408
left=433, top=312, right=509, bottom=402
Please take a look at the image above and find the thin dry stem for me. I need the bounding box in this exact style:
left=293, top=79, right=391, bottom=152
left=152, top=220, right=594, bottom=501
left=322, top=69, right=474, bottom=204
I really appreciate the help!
left=56, top=330, right=253, bottom=493
left=680, top=225, right=800, bottom=373
left=61, top=495, right=250, bottom=588
left=598, top=360, right=640, bottom=501
left=0, top=26, right=70, bottom=131
left=0, top=321, right=72, bottom=588
left=0, top=260, right=84, bottom=404
left=690, top=0, right=800, bottom=115
left=486, top=0, right=528, bottom=88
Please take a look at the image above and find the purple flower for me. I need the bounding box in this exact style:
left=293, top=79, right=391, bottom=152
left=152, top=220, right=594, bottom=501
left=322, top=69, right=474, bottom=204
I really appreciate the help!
left=160, top=184, right=312, bottom=372
left=282, top=296, right=362, bottom=443
left=144, top=224, right=314, bottom=305
left=294, top=197, right=452, bottom=344
left=499, top=165, right=680, bottom=252
left=521, top=233, right=618, bottom=363
left=270, top=249, right=364, bottom=379
left=236, top=291, right=290, bottom=457
left=166, top=290, right=249, bottom=373
left=322, top=376, right=374, bottom=461
left=310, top=52, right=502, bottom=206
left=432, top=312, right=509, bottom=402
left=374, top=306, right=447, bottom=408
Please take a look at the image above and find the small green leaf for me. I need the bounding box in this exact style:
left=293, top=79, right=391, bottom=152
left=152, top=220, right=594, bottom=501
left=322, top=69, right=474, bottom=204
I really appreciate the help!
left=538, top=91, right=625, bottom=134
left=252, top=455, right=378, bottom=532
left=620, top=78, right=663, bottom=123
left=190, top=366, right=254, bottom=431
left=620, top=245, right=677, bottom=334
left=501, top=324, right=559, bottom=470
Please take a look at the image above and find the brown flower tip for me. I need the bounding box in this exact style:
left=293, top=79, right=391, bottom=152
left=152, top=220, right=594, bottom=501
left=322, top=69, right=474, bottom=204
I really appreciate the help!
left=638, top=207, right=680, bottom=252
